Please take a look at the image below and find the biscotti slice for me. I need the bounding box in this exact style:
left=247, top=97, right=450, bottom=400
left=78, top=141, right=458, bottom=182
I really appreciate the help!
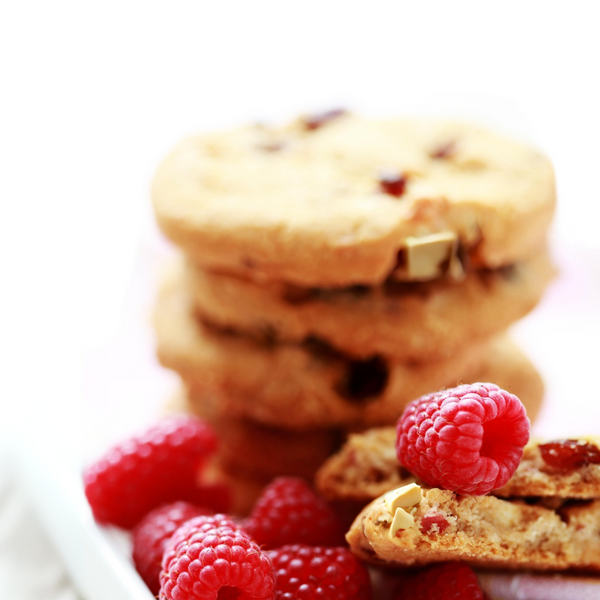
left=347, top=486, right=600, bottom=572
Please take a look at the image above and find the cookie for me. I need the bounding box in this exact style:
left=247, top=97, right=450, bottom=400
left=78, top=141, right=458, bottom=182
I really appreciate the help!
left=152, top=114, right=555, bottom=287
left=186, top=247, right=554, bottom=361
left=346, top=485, right=600, bottom=572
left=201, top=460, right=269, bottom=516
left=167, top=386, right=345, bottom=481
left=155, top=267, right=545, bottom=430
left=317, top=433, right=600, bottom=507
left=495, top=437, right=600, bottom=499
left=155, top=268, right=543, bottom=430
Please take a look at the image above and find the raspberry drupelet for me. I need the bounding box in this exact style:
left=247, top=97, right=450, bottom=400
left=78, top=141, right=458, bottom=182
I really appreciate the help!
left=396, top=383, right=530, bottom=495
left=268, top=544, right=372, bottom=600
left=160, top=514, right=275, bottom=600
left=243, top=477, right=345, bottom=549
left=132, top=501, right=213, bottom=595
left=393, top=562, right=485, bottom=600
left=83, top=416, right=230, bottom=528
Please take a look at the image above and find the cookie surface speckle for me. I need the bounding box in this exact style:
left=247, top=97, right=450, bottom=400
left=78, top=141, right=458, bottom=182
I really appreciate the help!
left=152, top=116, right=555, bottom=286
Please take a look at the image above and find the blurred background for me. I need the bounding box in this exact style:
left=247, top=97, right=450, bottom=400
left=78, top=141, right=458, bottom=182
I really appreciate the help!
left=1, top=1, right=599, bottom=597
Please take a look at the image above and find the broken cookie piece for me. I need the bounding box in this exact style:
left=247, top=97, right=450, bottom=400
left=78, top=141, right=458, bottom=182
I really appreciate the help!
left=347, top=487, right=600, bottom=572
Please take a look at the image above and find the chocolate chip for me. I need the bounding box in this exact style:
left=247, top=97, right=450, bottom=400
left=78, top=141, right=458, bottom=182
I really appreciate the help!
left=384, top=279, right=432, bottom=299
left=303, top=336, right=340, bottom=360
left=312, top=285, right=371, bottom=302
left=302, top=108, right=347, bottom=131
left=335, top=356, right=389, bottom=402
left=282, top=285, right=316, bottom=304
left=378, top=169, right=407, bottom=198
left=283, top=284, right=371, bottom=304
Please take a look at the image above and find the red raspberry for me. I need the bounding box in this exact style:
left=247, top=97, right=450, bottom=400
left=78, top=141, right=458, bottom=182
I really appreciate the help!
left=132, top=501, right=213, bottom=595
left=83, top=416, right=230, bottom=528
left=160, top=514, right=275, bottom=600
left=397, top=383, right=530, bottom=495
left=243, top=477, right=345, bottom=549
left=268, top=544, right=372, bottom=600
left=393, top=562, right=484, bottom=600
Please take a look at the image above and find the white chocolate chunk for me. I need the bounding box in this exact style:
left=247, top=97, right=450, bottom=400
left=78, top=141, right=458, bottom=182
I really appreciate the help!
left=405, top=232, right=458, bottom=281
left=390, top=507, right=415, bottom=537
left=383, top=483, right=422, bottom=514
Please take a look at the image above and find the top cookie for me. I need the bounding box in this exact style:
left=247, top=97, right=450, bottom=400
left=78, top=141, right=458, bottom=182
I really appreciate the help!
left=152, top=113, right=555, bottom=286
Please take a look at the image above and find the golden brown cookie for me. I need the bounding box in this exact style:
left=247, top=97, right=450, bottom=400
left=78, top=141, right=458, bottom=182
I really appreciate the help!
left=495, top=437, right=600, bottom=499
left=154, top=269, right=538, bottom=430
left=152, top=114, right=555, bottom=287
left=317, top=434, right=600, bottom=507
left=186, top=248, right=554, bottom=361
left=347, top=486, right=600, bottom=572
left=202, top=460, right=270, bottom=517
left=155, top=266, right=544, bottom=431
left=168, top=386, right=345, bottom=481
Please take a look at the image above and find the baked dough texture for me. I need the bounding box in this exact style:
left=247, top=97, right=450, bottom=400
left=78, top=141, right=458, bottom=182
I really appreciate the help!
left=154, top=268, right=544, bottom=430
left=153, top=115, right=555, bottom=286
left=347, top=487, right=600, bottom=572
left=319, top=428, right=600, bottom=572
left=186, top=248, right=555, bottom=361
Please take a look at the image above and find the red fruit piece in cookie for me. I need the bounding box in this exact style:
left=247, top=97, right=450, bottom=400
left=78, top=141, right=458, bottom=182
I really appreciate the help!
left=83, top=416, right=230, bottom=528
left=393, top=562, right=484, bottom=600
left=397, top=383, right=530, bottom=495
left=160, top=514, right=275, bottom=600
left=539, top=439, right=600, bottom=470
left=243, top=477, right=345, bottom=549
left=302, top=108, right=347, bottom=130
left=132, top=501, right=213, bottom=595
left=268, top=544, right=372, bottom=600
left=378, top=170, right=407, bottom=197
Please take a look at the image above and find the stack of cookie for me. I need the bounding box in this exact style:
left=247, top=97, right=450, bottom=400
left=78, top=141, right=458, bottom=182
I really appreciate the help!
left=151, top=112, right=556, bottom=511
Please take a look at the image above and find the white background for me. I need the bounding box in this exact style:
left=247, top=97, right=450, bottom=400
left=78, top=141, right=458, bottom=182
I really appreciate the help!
left=1, top=1, right=600, bottom=598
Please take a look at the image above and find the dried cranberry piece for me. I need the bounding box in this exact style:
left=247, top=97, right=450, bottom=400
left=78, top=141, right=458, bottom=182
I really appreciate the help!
left=430, top=140, right=457, bottom=159
left=539, top=439, right=600, bottom=470
left=378, top=170, right=407, bottom=197
left=302, top=108, right=347, bottom=130
left=420, top=511, right=450, bottom=535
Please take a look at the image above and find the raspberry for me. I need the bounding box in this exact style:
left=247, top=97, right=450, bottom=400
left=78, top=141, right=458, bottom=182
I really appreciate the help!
left=83, top=416, right=230, bottom=528
left=396, top=383, right=530, bottom=495
left=132, top=501, right=213, bottom=595
left=393, top=562, right=484, bottom=600
left=160, top=514, right=275, bottom=600
left=243, top=477, right=345, bottom=549
left=268, top=544, right=372, bottom=600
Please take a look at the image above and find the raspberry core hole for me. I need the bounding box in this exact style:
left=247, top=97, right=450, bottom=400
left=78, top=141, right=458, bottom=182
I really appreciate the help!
left=480, top=418, right=514, bottom=460
left=217, top=586, right=242, bottom=599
